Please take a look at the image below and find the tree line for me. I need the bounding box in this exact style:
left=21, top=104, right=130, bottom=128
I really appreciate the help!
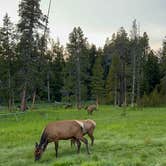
left=0, top=0, right=166, bottom=111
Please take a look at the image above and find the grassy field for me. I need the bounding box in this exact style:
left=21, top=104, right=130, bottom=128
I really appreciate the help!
left=0, top=105, right=166, bottom=166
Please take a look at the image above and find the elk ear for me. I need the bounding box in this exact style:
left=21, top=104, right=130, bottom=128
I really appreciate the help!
left=35, top=142, right=38, bottom=148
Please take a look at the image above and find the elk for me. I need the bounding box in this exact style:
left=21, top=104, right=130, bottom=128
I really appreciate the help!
left=71, top=119, right=96, bottom=147
left=86, top=104, right=97, bottom=115
left=34, top=120, right=90, bottom=161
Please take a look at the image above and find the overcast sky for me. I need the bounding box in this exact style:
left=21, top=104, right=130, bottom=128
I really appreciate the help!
left=0, top=0, right=165, bottom=50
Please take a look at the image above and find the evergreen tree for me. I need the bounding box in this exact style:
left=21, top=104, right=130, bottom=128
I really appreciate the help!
left=139, top=32, right=150, bottom=97
left=50, top=40, right=65, bottom=102
left=105, top=53, right=120, bottom=105
left=91, top=49, right=105, bottom=103
left=17, top=0, right=44, bottom=111
left=66, top=27, right=88, bottom=108
left=86, top=44, right=97, bottom=100
left=143, top=51, right=160, bottom=94
left=102, top=34, right=117, bottom=81
left=0, top=13, right=16, bottom=111
left=160, top=37, right=166, bottom=77
left=159, top=37, right=166, bottom=95
left=115, top=27, right=129, bottom=106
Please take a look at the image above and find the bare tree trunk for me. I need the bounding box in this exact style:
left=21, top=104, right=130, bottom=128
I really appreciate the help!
left=119, top=59, right=126, bottom=107
left=8, top=97, right=12, bottom=112
left=124, top=71, right=127, bottom=106
left=118, top=76, right=120, bottom=106
left=21, top=83, right=27, bottom=111
left=8, top=67, right=12, bottom=112
left=122, top=61, right=126, bottom=106
left=131, top=20, right=139, bottom=107
left=119, top=75, right=123, bottom=107
left=47, top=72, right=50, bottom=102
left=8, top=69, right=12, bottom=112
left=31, top=90, right=36, bottom=110
left=12, top=91, right=15, bottom=109
left=76, top=51, right=81, bottom=110
left=114, top=77, right=117, bottom=106
left=136, top=48, right=141, bottom=106
left=131, top=49, right=136, bottom=107
left=96, top=95, right=99, bottom=109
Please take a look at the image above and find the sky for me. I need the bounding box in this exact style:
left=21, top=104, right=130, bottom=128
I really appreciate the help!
left=0, top=0, right=165, bottom=50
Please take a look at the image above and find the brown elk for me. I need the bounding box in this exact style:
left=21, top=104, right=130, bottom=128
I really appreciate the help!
left=86, top=104, right=97, bottom=115
left=34, top=120, right=90, bottom=161
left=71, top=119, right=96, bottom=147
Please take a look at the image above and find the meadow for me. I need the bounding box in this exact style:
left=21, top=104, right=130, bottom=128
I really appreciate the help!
left=0, top=105, right=166, bottom=166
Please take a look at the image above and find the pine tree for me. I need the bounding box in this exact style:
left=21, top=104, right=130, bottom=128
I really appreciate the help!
left=160, top=37, right=166, bottom=76
left=105, top=54, right=120, bottom=105
left=115, top=27, right=129, bottom=106
left=139, top=32, right=150, bottom=97
left=50, top=39, right=65, bottom=102
left=66, top=27, right=88, bottom=108
left=91, top=50, right=105, bottom=103
left=0, top=13, right=16, bottom=111
left=86, top=44, right=97, bottom=100
left=17, top=0, right=44, bottom=111
left=159, top=37, right=166, bottom=95
left=143, top=51, right=160, bottom=94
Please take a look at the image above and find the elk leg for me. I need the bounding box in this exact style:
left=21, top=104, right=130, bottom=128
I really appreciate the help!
left=71, top=138, right=76, bottom=147
left=88, top=132, right=94, bottom=146
left=76, top=139, right=81, bottom=154
left=54, top=141, right=59, bottom=158
left=79, top=137, right=90, bottom=155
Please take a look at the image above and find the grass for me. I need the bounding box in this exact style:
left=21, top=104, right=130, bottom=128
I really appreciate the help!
left=0, top=104, right=166, bottom=166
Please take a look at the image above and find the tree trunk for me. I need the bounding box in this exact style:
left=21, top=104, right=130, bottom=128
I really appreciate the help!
left=31, top=90, right=36, bottom=110
left=8, top=71, right=12, bottom=112
left=8, top=67, right=12, bottom=112
left=76, top=51, right=81, bottom=110
left=131, top=49, right=136, bottom=107
left=114, top=77, right=117, bottom=106
left=12, top=91, right=15, bottom=109
left=47, top=72, right=50, bottom=102
left=21, top=83, right=27, bottom=111
left=8, top=97, right=12, bottom=112
left=119, top=74, right=123, bottom=107
left=124, top=72, right=127, bottom=106
left=119, top=58, right=126, bottom=107
left=136, top=48, right=141, bottom=106
left=96, top=95, right=99, bottom=109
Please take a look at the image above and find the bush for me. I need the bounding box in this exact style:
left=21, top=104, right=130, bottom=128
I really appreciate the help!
left=140, top=89, right=166, bottom=107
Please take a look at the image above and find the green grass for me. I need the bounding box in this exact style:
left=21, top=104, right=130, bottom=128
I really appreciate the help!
left=0, top=105, right=166, bottom=166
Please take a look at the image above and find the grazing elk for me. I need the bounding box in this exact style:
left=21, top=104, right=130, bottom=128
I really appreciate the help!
left=86, top=104, right=97, bottom=115
left=34, top=120, right=90, bottom=161
left=71, top=119, right=96, bottom=147
left=64, top=104, right=72, bottom=109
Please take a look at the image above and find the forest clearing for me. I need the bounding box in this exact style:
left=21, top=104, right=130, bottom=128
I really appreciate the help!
left=0, top=105, right=166, bottom=166
left=0, top=0, right=166, bottom=165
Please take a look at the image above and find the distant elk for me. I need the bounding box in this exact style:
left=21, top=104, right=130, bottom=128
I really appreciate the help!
left=64, top=103, right=72, bottom=109
left=71, top=119, right=96, bottom=147
left=34, top=120, right=91, bottom=161
left=86, top=104, right=97, bottom=115
left=17, top=105, right=29, bottom=111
